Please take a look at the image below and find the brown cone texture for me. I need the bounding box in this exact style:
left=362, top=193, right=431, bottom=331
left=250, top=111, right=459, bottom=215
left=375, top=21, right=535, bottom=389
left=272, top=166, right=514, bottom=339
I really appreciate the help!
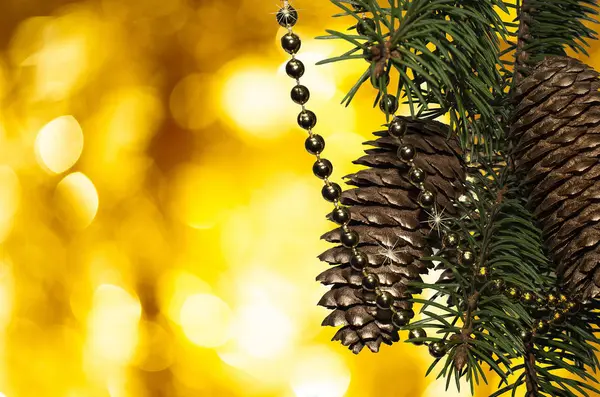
left=511, top=56, right=600, bottom=299
left=317, top=117, right=465, bottom=353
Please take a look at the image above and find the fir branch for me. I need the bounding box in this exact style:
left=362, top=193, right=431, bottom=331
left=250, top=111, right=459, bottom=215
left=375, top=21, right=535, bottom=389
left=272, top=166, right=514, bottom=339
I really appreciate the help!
left=509, top=0, right=599, bottom=85
left=320, top=0, right=508, bottom=155
left=483, top=169, right=600, bottom=396
left=410, top=158, right=600, bottom=395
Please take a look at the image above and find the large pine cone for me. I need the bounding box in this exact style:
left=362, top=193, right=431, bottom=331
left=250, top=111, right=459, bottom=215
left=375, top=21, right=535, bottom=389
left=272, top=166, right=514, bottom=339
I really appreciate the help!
left=317, top=117, right=466, bottom=353
left=510, top=56, right=600, bottom=298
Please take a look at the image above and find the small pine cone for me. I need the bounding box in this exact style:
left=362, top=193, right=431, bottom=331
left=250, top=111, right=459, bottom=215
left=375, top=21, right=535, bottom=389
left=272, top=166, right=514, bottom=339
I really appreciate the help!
left=510, top=56, right=600, bottom=298
left=318, top=117, right=466, bottom=353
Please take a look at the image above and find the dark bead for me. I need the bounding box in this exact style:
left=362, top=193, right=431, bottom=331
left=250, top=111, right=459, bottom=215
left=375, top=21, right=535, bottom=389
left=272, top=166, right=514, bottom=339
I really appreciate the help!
left=459, top=250, right=475, bottom=267
left=370, top=73, right=390, bottom=89
left=534, top=319, right=549, bottom=334
left=362, top=274, right=379, bottom=291
left=520, top=329, right=533, bottom=343
left=376, top=292, right=394, bottom=309
left=357, top=17, right=376, bottom=36
left=547, top=294, right=558, bottom=308
left=322, top=183, right=342, bottom=202
left=341, top=230, right=359, bottom=248
left=312, top=159, right=333, bottom=179
left=276, top=5, right=298, bottom=27
left=375, top=307, right=392, bottom=322
left=286, top=59, right=305, bottom=79
left=305, top=134, right=325, bottom=155
left=409, top=167, right=426, bottom=184
left=281, top=33, right=301, bottom=54
left=291, top=85, right=310, bottom=105
left=379, top=95, right=398, bottom=114
left=418, top=190, right=436, bottom=208
left=475, top=267, right=489, bottom=283
left=397, top=145, right=415, bottom=162
left=490, top=279, right=505, bottom=293
left=521, top=291, right=534, bottom=305
left=350, top=251, right=368, bottom=271
left=535, top=296, right=545, bottom=308
left=388, top=118, right=407, bottom=138
left=392, top=311, right=411, bottom=328
left=429, top=341, right=446, bottom=358
left=567, top=301, right=581, bottom=314
left=551, top=311, right=565, bottom=325
left=408, top=328, right=427, bottom=345
left=442, top=232, right=460, bottom=249
left=331, top=207, right=351, bottom=225
left=298, top=110, right=317, bottom=130
left=506, top=286, right=521, bottom=301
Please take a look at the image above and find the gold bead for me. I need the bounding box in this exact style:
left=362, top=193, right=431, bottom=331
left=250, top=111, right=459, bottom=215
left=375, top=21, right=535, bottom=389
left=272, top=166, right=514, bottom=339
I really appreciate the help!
left=534, top=319, right=549, bottom=334
left=559, top=294, right=568, bottom=305
left=442, top=232, right=459, bottom=249
left=547, top=293, right=558, bottom=308
left=506, top=286, right=521, bottom=301
left=521, top=291, right=534, bottom=305
left=552, top=311, right=565, bottom=324
left=459, top=250, right=476, bottom=266
left=475, top=266, right=489, bottom=283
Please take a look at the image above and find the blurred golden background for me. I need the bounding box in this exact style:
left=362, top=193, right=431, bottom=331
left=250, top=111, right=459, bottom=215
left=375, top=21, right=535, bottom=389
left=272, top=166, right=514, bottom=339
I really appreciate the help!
left=0, top=0, right=599, bottom=396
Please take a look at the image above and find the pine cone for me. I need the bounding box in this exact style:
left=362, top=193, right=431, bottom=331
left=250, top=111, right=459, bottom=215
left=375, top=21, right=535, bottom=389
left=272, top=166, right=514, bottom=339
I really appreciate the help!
left=510, top=56, right=600, bottom=298
left=318, top=117, right=466, bottom=353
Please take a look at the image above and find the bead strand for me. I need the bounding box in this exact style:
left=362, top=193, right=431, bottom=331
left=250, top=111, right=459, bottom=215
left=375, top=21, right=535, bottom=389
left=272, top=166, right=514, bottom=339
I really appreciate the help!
left=495, top=282, right=582, bottom=340
left=439, top=223, right=581, bottom=343
left=387, top=116, right=465, bottom=357
left=277, top=0, right=414, bottom=333
left=447, top=216, right=583, bottom=341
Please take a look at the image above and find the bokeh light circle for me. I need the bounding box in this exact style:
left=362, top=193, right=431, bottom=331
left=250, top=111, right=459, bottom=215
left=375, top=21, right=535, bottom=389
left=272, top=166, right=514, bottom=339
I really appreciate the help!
left=179, top=293, right=232, bottom=348
left=234, top=300, right=294, bottom=359
left=219, top=58, right=295, bottom=140
left=54, top=172, right=99, bottom=229
left=35, top=115, right=84, bottom=174
left=170, top=73, right=217, bottom=131
left=290, top=345, right=351, bottom=397
left=88, top=284, right=142, bottom=364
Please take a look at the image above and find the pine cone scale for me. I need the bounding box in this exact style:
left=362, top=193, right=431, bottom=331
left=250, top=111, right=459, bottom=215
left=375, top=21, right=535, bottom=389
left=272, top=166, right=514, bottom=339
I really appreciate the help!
left=511, top=56, right=600, bottom=298
left=318, top=117, right=465, bottom=352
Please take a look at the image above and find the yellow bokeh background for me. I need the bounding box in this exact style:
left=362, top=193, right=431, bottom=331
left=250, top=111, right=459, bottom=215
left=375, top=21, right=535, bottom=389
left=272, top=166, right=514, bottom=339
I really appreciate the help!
left=0, top=1, right=598, bottom=396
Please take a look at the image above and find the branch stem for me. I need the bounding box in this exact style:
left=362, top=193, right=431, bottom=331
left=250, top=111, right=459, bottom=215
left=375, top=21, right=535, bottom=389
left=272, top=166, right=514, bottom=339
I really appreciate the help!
left=513, top=0, right=532, bottom=87
left=524, top=343, right=539, bottom=396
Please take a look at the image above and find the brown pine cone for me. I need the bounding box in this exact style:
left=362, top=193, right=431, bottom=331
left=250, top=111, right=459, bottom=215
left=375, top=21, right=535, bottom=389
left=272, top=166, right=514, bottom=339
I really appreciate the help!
left=510, top=56, right=600, bottom=298
left=318, top=117, right=466, bottom=353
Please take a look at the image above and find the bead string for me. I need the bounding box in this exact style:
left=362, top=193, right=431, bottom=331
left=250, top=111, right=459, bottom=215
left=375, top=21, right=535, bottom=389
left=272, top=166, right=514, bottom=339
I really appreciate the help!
left=445, top=195, right=582, bottom=341
left=276, top=1, right=418, bottom=337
